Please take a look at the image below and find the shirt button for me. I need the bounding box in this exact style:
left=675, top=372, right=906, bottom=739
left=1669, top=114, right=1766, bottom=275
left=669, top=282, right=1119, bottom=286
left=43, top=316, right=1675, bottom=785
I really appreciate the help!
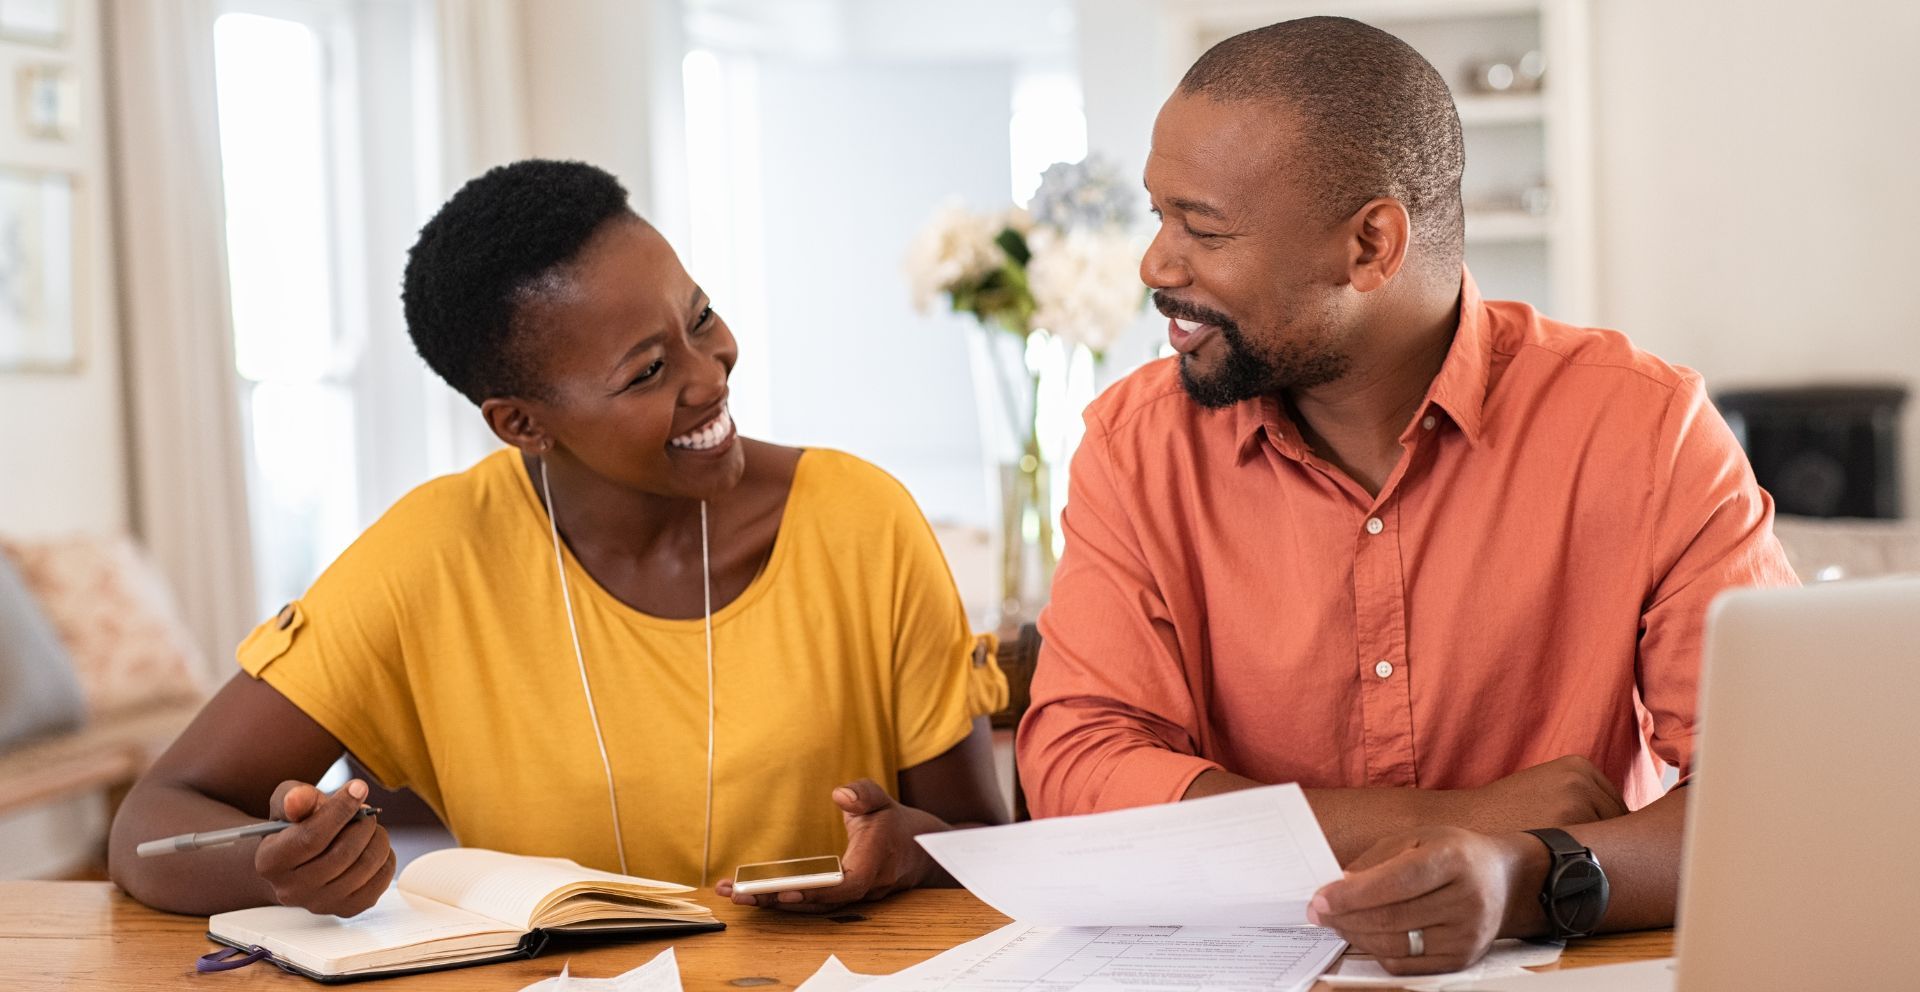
left=1375, top=660, right=1394, bottom=679
left=1422, top=415, right=1436, bottom=431
left=1366, top=517, right=1384, bottom=535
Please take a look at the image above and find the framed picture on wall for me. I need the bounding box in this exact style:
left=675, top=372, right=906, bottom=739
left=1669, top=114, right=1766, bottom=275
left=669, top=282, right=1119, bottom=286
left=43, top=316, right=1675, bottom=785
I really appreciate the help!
left=0, top=0, right=67, bottom=46
left=17, top=63, right=75, bottom=140
left=0, top=167, right=76, bottom=371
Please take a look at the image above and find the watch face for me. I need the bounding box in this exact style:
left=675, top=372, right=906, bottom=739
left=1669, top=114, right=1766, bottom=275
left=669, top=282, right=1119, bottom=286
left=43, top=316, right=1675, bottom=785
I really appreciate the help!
left=1547, top=858, right=1610, bottom=935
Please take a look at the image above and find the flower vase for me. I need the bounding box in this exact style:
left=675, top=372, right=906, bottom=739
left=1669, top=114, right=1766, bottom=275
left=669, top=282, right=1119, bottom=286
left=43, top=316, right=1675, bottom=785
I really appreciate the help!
left=996, top=446, right=1056, bottom=629
left=969, top=329, right=1062, bottom=629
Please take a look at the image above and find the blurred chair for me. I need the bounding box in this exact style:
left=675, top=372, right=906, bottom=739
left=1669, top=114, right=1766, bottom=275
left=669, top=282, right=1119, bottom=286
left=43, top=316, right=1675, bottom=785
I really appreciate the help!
left=931, top=522, right=996, bottom=631
left=991, top=623, right=1042, bottom=821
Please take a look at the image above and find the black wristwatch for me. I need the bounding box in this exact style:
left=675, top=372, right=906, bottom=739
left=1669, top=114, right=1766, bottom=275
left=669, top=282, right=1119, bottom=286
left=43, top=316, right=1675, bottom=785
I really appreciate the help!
left=1523, top=828, right=1610, bottom=939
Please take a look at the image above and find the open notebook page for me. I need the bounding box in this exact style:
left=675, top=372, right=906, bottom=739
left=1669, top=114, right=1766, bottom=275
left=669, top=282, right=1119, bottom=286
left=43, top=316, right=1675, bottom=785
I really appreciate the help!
left=210, top=888, right=520, bottom=976
left=537, top=893, right=714, bottom=929
left=398, top=848, right=697, bottom=930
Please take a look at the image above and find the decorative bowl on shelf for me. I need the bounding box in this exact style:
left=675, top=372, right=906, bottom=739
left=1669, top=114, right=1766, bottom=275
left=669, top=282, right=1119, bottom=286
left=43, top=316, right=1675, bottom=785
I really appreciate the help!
left=1463, top=50, right=1545, bottom=94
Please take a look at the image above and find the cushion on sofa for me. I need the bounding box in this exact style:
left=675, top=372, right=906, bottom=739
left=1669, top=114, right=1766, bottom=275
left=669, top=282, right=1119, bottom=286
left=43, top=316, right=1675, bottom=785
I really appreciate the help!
left=0, top=535, right=207, bottom=719
left=0, top=550, right=87, bottom=749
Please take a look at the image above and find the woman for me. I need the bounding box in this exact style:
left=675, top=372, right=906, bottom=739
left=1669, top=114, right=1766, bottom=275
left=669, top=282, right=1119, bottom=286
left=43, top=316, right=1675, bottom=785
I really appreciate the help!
left=108, top=160, right=1008, bottom=917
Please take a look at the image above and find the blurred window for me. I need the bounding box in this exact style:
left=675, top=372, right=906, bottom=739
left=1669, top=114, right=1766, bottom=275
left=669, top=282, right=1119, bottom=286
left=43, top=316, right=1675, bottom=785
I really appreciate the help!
left=213, top=7, right=361, bottom=618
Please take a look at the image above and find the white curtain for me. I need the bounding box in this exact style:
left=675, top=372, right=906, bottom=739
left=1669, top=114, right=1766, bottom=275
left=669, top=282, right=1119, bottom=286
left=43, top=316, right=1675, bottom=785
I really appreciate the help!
left=97, top=0, right=560, bottom=667
left=418, top=0, right=531, bottom=475
left=101, top=0, right=257, bottom=673
left=431, top=0, right=529, bottom=180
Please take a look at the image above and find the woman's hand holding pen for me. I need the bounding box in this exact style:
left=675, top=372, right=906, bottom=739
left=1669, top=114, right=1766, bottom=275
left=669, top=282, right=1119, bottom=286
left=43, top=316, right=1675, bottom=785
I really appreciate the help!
left=255, top=779, right=395, bottom=918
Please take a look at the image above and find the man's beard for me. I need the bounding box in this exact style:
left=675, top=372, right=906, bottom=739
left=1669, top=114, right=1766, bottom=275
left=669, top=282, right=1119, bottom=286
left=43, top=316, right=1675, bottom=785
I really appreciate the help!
left=1155, top=292, right=1348, bottom=409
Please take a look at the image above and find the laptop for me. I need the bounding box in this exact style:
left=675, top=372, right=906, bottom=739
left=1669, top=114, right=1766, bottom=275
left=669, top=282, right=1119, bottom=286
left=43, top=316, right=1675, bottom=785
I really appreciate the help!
left=1466, top=576, right=1920, bottom=991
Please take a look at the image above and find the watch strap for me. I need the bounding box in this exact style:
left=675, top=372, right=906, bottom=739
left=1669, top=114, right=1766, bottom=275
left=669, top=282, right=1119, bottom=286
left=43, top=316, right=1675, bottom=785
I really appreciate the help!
left=1525, top=826, right=1589, bottom=859
left=1524, top=827, right=1608, bottom=939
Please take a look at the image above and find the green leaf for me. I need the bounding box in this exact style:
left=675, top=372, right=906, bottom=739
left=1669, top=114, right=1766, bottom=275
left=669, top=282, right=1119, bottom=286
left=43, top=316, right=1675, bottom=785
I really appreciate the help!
left=996, top=227, right=1032, bottom=267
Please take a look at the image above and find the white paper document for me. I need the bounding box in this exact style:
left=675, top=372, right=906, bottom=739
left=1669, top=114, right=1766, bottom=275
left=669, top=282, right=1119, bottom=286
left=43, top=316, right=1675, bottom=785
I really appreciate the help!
left=517, top=946, right=683, bottom=992
left=1322, top=940, right=1565, bottom=990
left=795, top=955, right=881, bottom=992
left=914, top=784, right=1344, bottom=927
left=862, top=921, right=1345, bottom=992
left=875, top=785, right=1348, bottom=992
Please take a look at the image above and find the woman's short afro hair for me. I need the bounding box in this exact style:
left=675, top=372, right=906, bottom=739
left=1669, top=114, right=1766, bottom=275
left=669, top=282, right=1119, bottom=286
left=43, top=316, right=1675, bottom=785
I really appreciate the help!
left=402, top=159, right=632, bottom=403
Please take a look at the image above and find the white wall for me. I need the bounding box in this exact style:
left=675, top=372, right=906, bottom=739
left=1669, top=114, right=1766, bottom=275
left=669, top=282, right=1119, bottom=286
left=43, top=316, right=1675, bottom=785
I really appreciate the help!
left=1072, top=0, right=1187, bottom=380
left=755, top=58, right=1013, bottom=527
left=519, top=0, right=672, bottom=215
left=1591, top=0, right=1920, bottom=515
left=0, top=0, right=128, bottom=537
left=0, top=0, right=124, bottom=879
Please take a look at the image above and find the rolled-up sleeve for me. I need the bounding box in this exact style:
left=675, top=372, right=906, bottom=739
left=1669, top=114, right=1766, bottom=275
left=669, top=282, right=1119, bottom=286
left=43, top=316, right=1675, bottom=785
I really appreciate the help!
left=1016, top=408, right=1220, bottom=818
left=1637, top=375, right=1799, bottom=783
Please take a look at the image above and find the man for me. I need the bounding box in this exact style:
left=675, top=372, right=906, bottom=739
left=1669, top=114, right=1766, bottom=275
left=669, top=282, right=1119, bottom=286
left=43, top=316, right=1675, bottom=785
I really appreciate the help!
left=1017, top=16, right=1796, bottom=976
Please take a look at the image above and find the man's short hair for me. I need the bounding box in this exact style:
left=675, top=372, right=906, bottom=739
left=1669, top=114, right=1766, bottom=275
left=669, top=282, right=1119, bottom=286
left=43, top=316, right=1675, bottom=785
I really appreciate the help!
left=402, top=159, right=633, bottom=404
left=1179, top=16, right=1466, bottom=271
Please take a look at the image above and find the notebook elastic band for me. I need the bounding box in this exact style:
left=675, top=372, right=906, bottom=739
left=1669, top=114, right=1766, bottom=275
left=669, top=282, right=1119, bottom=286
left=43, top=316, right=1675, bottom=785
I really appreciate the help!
left=197, top=945, right=271, bottom=973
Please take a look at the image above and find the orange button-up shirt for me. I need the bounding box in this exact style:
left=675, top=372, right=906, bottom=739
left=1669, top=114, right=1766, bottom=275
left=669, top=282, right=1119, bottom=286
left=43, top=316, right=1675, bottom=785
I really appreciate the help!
left=1018, top=273, right=1797, bottom=818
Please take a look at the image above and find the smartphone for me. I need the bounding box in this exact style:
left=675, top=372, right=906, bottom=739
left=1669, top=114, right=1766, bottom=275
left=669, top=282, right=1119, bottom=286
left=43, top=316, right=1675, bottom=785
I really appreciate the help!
left=731, top=855, right=845, bottom=896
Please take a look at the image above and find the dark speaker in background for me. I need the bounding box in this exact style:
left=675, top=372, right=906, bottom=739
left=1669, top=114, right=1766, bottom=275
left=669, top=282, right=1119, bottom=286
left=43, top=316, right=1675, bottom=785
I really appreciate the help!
left=1716, top=385, right=1907, bottom=519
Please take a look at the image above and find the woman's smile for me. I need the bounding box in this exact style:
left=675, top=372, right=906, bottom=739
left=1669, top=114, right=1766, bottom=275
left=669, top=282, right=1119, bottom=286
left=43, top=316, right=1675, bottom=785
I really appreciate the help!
left=668, top=403, right=736, bottom=455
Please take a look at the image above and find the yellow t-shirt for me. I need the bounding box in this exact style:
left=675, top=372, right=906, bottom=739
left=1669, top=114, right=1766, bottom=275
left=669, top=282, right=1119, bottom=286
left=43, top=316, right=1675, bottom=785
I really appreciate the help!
left=237, top=448, right=1005, bottom=886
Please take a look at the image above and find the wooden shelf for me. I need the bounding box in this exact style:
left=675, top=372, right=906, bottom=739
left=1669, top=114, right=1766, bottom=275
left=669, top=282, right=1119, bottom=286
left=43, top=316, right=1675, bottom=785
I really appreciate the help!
left=1465, top=210, right=1552, bottom=243
left=1184, top=0, right=1544, bottom=30
left=1456, top=93, right=1545, bottom=125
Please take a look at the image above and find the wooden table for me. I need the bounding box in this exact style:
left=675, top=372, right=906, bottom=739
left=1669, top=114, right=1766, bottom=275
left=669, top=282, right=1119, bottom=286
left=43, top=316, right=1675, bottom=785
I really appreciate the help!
left=0, top=882, right=1672, bottom=990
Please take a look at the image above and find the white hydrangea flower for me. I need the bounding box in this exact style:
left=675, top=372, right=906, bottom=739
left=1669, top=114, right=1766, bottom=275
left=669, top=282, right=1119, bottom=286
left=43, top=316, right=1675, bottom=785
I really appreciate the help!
left=1026, top=226, right=1146, bottom=355
left=1030, top=157, right=1137, bottom=232
left=902, top=201, right=1006, bottom=313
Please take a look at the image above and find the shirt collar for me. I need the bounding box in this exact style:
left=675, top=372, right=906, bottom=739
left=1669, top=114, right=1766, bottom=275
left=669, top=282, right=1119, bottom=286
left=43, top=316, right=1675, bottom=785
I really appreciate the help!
left=1234, top=394, right=1299, bottom=464
left=1411, top=267, right=1491, bottom=447
left=1232, top=267, right=1492, bottom=465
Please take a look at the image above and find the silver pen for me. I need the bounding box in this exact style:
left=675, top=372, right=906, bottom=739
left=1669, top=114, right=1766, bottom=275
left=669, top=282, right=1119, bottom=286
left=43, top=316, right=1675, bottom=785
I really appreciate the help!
left=136, top=806, right=380, bottom=857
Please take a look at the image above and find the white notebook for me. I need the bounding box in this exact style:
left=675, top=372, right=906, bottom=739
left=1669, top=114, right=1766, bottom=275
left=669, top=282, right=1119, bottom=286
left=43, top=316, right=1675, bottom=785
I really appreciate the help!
left=206, top=848, right=721, bottom=982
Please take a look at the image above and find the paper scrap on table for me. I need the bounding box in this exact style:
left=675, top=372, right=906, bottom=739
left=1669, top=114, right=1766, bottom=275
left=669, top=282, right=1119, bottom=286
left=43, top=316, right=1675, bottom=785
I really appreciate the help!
left=913, top=783, right=1343, bottom=926
left=1444, top=957, right=1676, bottom=991
left=859, top=920, right=1346, bottom=992
left=795, top=929, right=1014, bottom=992
left=1322, top=939, right=1566, bottom=990
left=517, top=946, right=683, bottom=992
left=794, top=955, right=881, bottom=992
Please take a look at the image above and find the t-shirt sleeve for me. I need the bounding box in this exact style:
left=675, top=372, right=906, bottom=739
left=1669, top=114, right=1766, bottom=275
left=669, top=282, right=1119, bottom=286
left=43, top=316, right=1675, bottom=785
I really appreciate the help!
left=875, top=470, right=1005, bottom=770
left=1637, top=374, right=1800, bottom=782
left=234, top=526, right=431, bottom=793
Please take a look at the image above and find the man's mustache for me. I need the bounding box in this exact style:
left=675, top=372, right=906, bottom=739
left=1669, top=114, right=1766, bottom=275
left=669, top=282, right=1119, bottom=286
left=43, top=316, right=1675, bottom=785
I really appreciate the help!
left=1152, top=291, right=1235, bottom=331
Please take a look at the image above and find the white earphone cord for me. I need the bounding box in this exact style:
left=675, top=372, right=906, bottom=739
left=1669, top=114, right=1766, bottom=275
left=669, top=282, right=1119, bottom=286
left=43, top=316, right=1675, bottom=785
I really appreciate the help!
left=541, top=458, right=716, bottom=884
left=699, top=500, right=714, bottom=887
